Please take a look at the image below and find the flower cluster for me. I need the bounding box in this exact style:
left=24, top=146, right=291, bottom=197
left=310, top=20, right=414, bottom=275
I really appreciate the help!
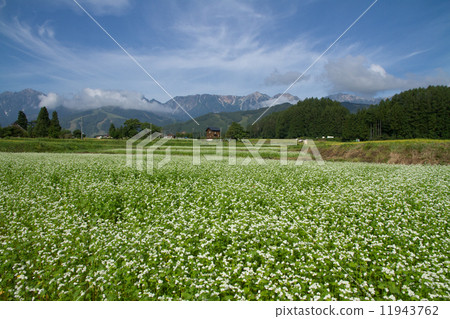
left=0, top=152, right=448, bottom=300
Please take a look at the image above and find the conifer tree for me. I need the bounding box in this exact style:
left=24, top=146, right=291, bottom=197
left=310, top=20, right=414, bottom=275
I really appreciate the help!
left=109, top=123, right=117, bottom=138
left=49, top=111, right=62, bottom=138
left=16, top=111, right=28, bottom=131
left=34, top=107, right=51, bottom=137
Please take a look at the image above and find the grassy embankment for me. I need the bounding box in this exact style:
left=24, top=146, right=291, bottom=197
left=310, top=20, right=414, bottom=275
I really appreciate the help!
left=0, top=138, right=126, bottom=153
left=0, top=137, right=448, bottom=164
left=315, top=139, right=449, bottom=165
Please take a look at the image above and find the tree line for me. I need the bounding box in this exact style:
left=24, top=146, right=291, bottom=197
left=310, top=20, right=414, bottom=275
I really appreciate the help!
left=0, top=106, right=162, bottom=139
left=108, top=119, right=161, bottom=139
left=248, top=86, right=450, bottom=140
left=0, top=107, right=70, bottom=138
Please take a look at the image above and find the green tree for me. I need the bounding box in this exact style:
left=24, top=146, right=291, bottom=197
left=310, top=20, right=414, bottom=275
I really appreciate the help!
left=60, top=129, right=73, bottom=139
left=141, top=122, right=162, bottom=132
left=109, top=123, right=118, bottom=138
left=175, top=132, right=193, bottom=138
left=49, top=111, right=62, bottom=138
left=0, top=125, right=28, bottom=138
left=118, top=119, right=161, bottom=138
left=122, top=118, right=140, bottom=138
left=225, top=122, right=247, bottom=140
left=72, top=129, right=85, bottom=139
left=27, top=120, right=37, bottom=137
left=34, top=107, right=51, bottom=137
left=16, top=111, right=28, bottom=131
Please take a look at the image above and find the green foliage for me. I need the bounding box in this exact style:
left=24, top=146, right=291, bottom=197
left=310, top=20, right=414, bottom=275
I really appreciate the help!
left=109, top=123, right=119, bottom=139
left=16, top=111, right=28, bottom=131
left=0, top=110, right=29, bottom=137
left=175, top=132, right=193, bottom=138
left=49, top=111, right=62, bottom=138
left=3, top=109, right=61, bottom=139
left=0, top=138, right=127, bottom=153
left=33, top=107, right=51, bottom=137
left=249, top=98, right=349, bottom=139
left=110, top=119, right=161, bottom=139
left=122, top=118, right=141, bottom=137
left=225, top=122, right=248, bottom=140
left=0, top=125, right=28, bottom=138
left=370, top=85, right=450, bottom=140
left=72, top=129, right=85, bottom=139
left=27, top=120, right=37, bottom=137
left=60, top=129, right=73, bottom=139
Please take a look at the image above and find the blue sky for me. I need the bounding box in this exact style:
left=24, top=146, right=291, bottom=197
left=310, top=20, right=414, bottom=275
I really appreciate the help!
left=0, top=0, right=449, bottom=108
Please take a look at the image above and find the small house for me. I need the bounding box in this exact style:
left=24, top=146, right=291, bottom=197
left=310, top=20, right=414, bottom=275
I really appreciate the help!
left=94, top=135, right=110, bottom=139
left=205, top=127, right=220, bottom=139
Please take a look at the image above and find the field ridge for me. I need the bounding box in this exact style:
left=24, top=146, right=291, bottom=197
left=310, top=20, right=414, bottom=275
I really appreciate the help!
left=0, top=138, right=448, bottom=165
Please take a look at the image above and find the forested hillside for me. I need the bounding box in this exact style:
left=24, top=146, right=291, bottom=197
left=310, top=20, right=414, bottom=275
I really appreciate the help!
left=345, top=85, right=449, bottom=140
left=249, top=86, right=450, bottom=140
left=249, top=98, right=349, bottom=138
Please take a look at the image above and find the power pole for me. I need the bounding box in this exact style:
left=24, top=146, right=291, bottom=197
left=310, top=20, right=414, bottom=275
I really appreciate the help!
left=80, top=116, right=84, bottom=140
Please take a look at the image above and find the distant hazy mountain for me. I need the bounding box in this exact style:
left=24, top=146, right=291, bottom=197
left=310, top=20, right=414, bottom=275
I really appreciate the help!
left=0, top=89, right=43, bottom=126
left=168, top=92, right=299, bottom=119
left=56, top=106, right=178, bottom=137
left=164, top=103, right=293, bottom=135
left=326, top=93, right=384, bottom=105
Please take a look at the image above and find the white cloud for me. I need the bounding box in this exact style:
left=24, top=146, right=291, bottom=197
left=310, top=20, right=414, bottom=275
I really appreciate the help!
left=39, top=88, right=170, bottom=113
left=37, top=21, right=55, bottom=39
left=264, top=69, right=308, bottom=86
left=0, top=17, right=93, bottom=75
left=260, top=94, right=300, bottom=107
left=39, top=92, right=63, bottom=108
left=368, top=64, right=387, bottom=78
left=0, top=0, right=6, bottom=10
left=0, top=3, right=323, bottom=100
left=325, top=55, right=450, bottom=96
left=2, top=8, right=323, bottom=100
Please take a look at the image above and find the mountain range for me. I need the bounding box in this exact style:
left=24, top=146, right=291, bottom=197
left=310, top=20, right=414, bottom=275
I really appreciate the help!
left=0, top=89, right=43, bottom=126
left=164, top=103, right=294, bottom=136
left=0, top=89, right=376, bottom=136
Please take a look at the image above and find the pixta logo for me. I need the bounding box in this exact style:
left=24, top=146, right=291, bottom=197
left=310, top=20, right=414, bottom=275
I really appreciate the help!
left=127, top=131, right=324, bottom=174
left=126, top=129, right=171, bottom=174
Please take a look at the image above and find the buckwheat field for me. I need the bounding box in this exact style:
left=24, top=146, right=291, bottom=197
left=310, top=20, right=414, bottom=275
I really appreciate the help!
left=0, top=152, right=448, bottom=300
